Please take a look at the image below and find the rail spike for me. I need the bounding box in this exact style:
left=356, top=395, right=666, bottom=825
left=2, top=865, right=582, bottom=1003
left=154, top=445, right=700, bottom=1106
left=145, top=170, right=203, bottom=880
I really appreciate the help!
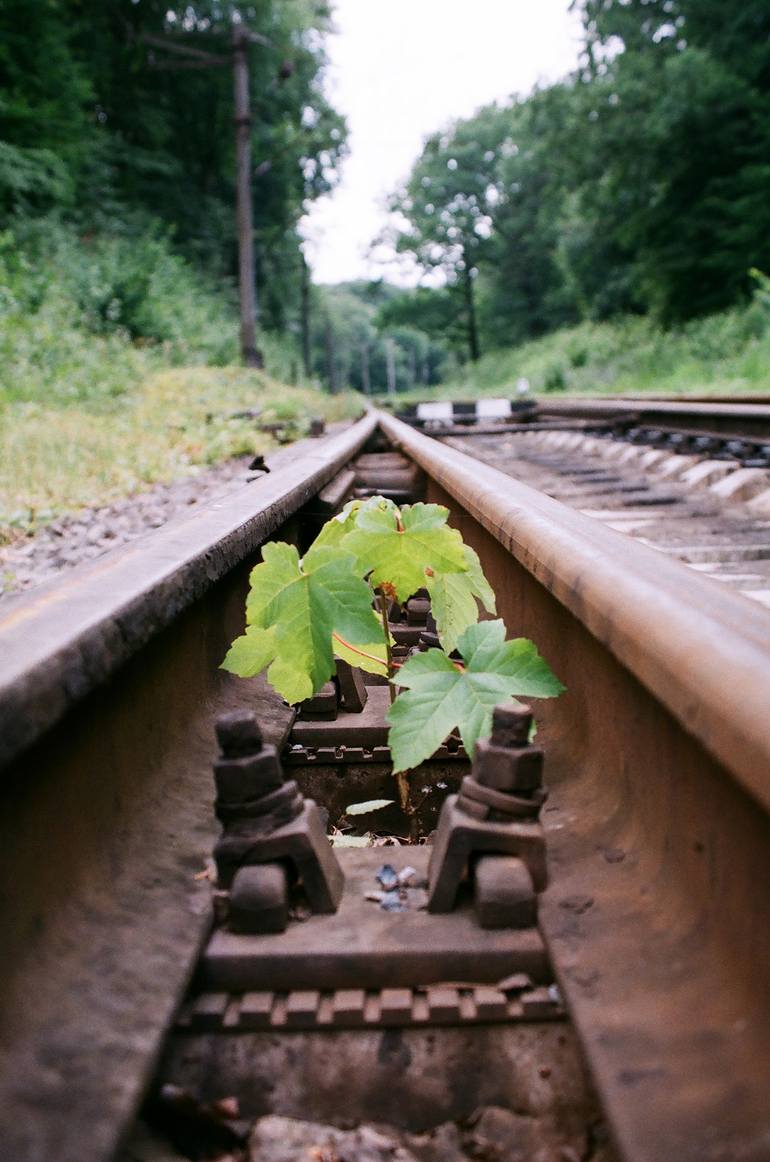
left=427, top=703, right=549, bottom=929
left=212, top=709, right=344, bottom=934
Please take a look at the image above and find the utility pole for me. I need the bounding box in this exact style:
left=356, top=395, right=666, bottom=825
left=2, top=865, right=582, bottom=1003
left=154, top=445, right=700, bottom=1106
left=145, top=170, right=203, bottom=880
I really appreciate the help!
left=233, top=23, right=263, bottom=368
left=140, top=21, right=269, bottom=370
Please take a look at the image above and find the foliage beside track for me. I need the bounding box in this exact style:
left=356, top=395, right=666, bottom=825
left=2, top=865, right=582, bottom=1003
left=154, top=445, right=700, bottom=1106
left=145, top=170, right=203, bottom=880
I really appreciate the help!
left=385, top=1, right=770, bottom=368
left=386, top=288, right=770, bottom=402
left=0, top=218, right=361, bottom=540
left=0, top=366, right=360, bottom=541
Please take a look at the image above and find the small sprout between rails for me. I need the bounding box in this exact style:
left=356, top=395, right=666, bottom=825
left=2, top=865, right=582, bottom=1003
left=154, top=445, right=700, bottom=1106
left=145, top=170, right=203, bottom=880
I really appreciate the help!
left=222, top=494, right=564, bottom=819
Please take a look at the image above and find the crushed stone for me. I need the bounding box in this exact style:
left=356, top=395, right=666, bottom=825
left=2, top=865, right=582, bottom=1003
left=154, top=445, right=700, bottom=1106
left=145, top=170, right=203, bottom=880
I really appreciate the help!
left=0, top=456, right=258, bottom=606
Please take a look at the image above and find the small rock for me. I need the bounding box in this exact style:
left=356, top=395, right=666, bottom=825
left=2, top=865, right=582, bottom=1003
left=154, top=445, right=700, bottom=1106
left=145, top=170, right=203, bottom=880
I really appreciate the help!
left=86, top=522, right=109, bottom=543
left=405, top=1122, right=468, bottom=1162
left=468, top=1106, right=537, bottom=1161
left=376, top=864, right=399, bottom=891
left=248, top=1116, right=422, bottom=1162
left=380, top=890, right=407, bottom=912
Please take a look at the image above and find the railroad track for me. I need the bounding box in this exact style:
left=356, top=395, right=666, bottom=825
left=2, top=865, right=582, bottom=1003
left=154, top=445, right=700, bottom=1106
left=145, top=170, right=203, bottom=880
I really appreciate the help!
left=1, top=405, right=768, bottom=1162
left=439, top=428, right=770, bottom=609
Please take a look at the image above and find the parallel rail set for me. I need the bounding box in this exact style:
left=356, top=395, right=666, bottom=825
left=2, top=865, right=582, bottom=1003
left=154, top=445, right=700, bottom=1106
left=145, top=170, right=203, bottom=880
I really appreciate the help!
left=1, top=399, right=768, bottom=1162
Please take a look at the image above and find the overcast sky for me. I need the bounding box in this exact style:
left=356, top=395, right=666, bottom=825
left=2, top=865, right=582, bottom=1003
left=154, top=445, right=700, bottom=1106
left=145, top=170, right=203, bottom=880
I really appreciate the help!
left=300, top=0, right=584, bottom=286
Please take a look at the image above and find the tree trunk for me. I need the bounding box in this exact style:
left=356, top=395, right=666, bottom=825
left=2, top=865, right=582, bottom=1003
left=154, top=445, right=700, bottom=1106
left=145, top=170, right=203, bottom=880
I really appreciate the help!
left=361, top=343, right=371, bottom=395
left=462, top=253, right=481, bottom=363
left=233, top=24, right=263, bottom=368
left=407, top=345, right=417, bottom=389
left=385, top=339, right=397, bottom=395
left=325, top=315, right=339, bottom=393
left=300, top=255, right=312, bottom=379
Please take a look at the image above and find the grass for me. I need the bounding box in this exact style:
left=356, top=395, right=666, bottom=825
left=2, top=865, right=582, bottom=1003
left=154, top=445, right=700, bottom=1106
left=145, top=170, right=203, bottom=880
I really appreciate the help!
left=380, top=289, right=770, bottom=403
left=0, top=218, right=360, bottom=541
left=0, top=366, right=360, bottom=539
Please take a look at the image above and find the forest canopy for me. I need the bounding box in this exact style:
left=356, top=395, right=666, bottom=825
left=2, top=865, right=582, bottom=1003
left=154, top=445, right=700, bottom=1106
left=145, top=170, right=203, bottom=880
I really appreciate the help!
left=1, top=0, right=769, bottom=387
left=386, top=0, right=770, bottom=363
left=0, top=0, right=344, bottom=336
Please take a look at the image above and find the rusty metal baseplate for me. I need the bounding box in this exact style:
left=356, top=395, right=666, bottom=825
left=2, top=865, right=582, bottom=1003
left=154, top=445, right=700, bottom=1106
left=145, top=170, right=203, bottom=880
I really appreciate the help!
left=284, top=741, right=466, bottom=765
left=287, top=686, right=467, bottom=764
left=177, top=981, right=563, bottom=1033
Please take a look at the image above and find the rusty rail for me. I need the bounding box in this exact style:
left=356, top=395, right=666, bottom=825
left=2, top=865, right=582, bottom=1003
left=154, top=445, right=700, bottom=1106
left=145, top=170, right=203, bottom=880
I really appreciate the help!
left=378, top=409, right=770, bottom=1162
left=2, top=405, right=769, bottom=1162
left=0, top=414, right=377, bottom=1162
left=527, top=397, right=770, bottom=440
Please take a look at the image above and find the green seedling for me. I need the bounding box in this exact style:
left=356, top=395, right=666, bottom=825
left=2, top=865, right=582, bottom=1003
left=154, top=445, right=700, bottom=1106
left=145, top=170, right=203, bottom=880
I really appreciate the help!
left=223, top=495, right=564, bottom=831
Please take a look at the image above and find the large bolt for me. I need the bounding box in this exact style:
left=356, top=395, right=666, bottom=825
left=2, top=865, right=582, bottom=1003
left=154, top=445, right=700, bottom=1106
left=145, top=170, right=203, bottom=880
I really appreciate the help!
left=490, top=704, right=532, bottom=748
left=216, top=710, right=263, bottom=757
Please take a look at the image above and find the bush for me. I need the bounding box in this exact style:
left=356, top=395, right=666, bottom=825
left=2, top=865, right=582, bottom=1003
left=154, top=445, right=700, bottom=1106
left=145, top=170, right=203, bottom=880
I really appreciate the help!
left=424, top=284, right=770, bottom=402
left=0, top=216, right=241, bottom=408
left=543, top=365, right=567, bottom=392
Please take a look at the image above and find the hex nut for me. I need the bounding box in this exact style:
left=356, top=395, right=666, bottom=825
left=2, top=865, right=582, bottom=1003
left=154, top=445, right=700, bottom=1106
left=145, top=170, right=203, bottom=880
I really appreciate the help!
left=474, top=740, right=543, bottom=792
left=214, top=744, right=284, bottom=802
left=229, top=863, right=289, bottom=934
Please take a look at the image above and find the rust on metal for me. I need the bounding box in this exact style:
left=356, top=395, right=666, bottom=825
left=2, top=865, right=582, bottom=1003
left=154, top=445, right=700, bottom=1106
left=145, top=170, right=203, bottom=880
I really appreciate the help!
left=0, top=415, right=375, bottom=1162
left=0, top=414, right=377, bottom=771
left=177, top=981, right=563, bottom=1032
left=378, top=409, right=770, bottom=1162
left=201, top=847, right=550, bottom=992
left=533, top=397, right=770, bottom=440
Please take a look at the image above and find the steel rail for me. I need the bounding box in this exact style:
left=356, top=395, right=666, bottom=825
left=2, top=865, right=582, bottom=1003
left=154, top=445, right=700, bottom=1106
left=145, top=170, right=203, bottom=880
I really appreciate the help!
left=379, top=411, right=769, bottom=809
left=532, top=397, right=770, bottom=439
left=3, top=406, right=769, bottom=1161
left=377, top=409, right=770, bottom=1162
left=0, top=413, right=377, bottom=1162
left=0, top=414, right=377, bottom=772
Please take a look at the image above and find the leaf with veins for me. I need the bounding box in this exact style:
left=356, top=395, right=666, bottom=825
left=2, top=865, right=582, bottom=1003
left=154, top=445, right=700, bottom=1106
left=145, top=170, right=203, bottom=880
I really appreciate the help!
left=386, top=619, right=564, bottom=772
left=342, top=497, right=468, bottom=601
left=222, top=540, right=384, bottom=703
left=426, top=543, right=496, bottom=653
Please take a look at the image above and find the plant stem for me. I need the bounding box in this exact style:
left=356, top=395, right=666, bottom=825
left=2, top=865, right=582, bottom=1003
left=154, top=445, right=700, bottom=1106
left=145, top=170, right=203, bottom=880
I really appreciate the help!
left=376, top=589, right=396, bottom=706
left=396, top=769, right=410, bottom=814
left=377, top=587, right=418, bottom=838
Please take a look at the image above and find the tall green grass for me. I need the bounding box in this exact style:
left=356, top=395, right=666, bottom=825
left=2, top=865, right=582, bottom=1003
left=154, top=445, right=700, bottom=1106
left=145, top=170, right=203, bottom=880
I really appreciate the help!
left=394, top=278, right=770, bottom=401
left=0, top=369, right=359, bottom=536
left=0, top=219, right=354, bottom=538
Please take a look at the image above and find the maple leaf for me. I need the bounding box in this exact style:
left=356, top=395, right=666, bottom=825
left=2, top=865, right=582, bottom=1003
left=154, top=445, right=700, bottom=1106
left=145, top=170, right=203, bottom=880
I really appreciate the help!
left=333, top=634, right=390, bottom=677
left=222, top=541, right=385, bottom=703
left=341, top=498, right=467, bottom=602
left=426, top=544, right=497, bottom=653
left=308, top=497, right=367, bottom=552
left=386, top=619, right=564, bottom=772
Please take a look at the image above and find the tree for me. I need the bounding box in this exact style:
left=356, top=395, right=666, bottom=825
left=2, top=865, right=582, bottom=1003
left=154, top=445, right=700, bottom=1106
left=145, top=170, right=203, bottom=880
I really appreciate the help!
left=1, top=1, right=348, bottom=354
left=571, top=0, right=770, bottom=319
left=387, top=109, right=511, bottom=362
left=0, top=0, right=92, bottom=214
